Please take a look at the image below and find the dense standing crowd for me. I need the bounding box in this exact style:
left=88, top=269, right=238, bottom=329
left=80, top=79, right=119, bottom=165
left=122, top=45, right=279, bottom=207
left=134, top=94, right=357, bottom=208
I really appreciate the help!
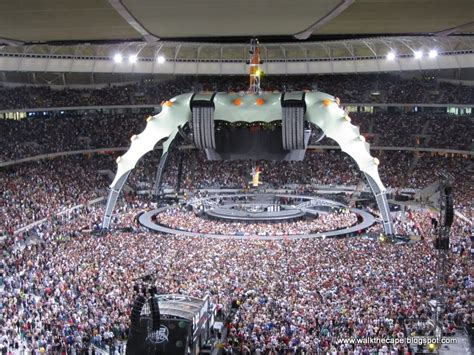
left=0, top=73, right=472, bottom=354
left=0, top=156, right=113, bottom=234
left=1, top=202, right=471, bottom=353
left=155, top=208, right=358, bottom=236
left=1, top=74, right=473, bottom=110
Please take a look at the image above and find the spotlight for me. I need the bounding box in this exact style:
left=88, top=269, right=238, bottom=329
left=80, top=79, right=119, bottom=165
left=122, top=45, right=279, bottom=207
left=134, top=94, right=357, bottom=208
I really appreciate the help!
left=414, top=50, right=423, bottom=59
left=113, top=53, right=123, bottom=63
left=255, top=69, right=262, bottom=77
left=157, top=55, right=166, bottom=64
left=386, top=51, right=396, bottom=61
left=428, top=49, right=438, bottom=59
left=129, top=54, right=138, bottom=63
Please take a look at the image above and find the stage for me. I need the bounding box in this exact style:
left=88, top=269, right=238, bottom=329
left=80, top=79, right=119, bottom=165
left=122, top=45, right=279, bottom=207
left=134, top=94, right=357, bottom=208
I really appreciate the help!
left=138, top=193, right=377, bottom=240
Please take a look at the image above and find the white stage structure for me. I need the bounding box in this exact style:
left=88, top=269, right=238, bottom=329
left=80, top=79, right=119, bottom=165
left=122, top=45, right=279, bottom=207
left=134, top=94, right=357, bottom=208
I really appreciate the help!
left=103, top=91, right=394, bottom=235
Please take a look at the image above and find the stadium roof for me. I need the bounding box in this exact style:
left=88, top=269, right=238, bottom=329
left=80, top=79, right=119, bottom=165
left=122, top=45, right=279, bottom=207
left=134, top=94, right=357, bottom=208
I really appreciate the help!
left=0, top=0, right=473, bottom=44
left=0, top=1, right=472, bottom=80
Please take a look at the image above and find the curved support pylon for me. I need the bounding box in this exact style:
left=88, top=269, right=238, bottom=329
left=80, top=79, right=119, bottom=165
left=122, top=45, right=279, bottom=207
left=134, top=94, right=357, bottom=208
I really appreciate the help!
left=102, top=91, right=393, bottom=234
left=304, top=93, right=393, bottom=235
left=102, top=93, right=193, bottom=229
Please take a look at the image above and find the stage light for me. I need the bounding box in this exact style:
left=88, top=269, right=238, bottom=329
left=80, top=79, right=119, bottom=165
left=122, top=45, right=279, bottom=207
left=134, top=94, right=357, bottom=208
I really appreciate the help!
left=113, top=53, right=123, bottom=63
left=414, top=50, right=423, bottom=59
left=255, top=69, right=262, bottom=77
left=129, top=54, right=138, bottom=63
left=233, top=98, right=242, bottom=106
left=386, top=51, right=396, bottom=61
left=164, top=100, right=173, bottom=107
left=256, top=98, right=265, bottom=105
left=428, top=49, right=438, bottom=58
left=157, top=55, right=166, bottom=64
left=323, top=99, right=331, bottom=106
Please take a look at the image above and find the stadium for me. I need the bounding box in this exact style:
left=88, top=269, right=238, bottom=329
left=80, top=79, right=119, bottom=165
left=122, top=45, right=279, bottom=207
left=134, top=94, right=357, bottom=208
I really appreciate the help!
left=0, top=1, right=473, bottom=354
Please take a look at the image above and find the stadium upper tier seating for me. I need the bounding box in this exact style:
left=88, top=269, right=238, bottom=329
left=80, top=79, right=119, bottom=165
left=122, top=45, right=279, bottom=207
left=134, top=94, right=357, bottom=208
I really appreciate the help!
left=0, top=74, right=473, bottom=109
left=0, top=111, right=471, bottom=162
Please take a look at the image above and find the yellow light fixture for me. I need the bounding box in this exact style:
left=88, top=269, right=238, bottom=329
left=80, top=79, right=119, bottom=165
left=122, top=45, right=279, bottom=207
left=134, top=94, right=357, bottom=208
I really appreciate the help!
left=427, top=343, right=437, bottom=352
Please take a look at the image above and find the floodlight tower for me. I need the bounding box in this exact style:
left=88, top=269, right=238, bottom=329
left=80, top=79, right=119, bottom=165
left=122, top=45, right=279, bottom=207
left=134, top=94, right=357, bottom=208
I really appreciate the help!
left=248, top=38, right=262, bottom=94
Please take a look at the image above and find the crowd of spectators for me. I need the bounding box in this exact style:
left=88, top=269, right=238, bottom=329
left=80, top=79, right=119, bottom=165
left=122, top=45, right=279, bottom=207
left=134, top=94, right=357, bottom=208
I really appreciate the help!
left=0, top=72, right=472, bottom=353
left=156, top=208, right=357, bottom=236
left=0, top=110, right=471, bottom=163
left=1, top=199, right=471, bottom=353
left=0, top=74, right=473, bottom=110
left=0, top=112, right=146, bottom=162
left=1, top=149, right=471, bottom=239
left=0, top=155, right=113, bottom=234
left=0, top=147, right=471, bottom=354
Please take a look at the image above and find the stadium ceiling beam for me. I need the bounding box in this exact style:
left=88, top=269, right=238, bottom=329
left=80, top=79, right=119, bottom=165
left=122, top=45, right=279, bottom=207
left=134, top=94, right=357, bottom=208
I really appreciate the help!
left=107, top=0, right=159, bottom=43
left=155, top=43, right=164, bottom=60
left=0, top=37, right=23, bottom=46
left=173, top=45, right=182, bottom=74
left=342, top=42, right=358, bottom=73
left=196, top=45, right=202, bottom=62
left=435, top=21, right=474, bottom=36
left=219, top=47, right=224, bottom=74
left=279, top=45, right=288, bottom=74
left=294, top=0, right=355, bottom=40
left=363, top=41, right=382, bottom=72
left=298, top=45, right=310, bottom=73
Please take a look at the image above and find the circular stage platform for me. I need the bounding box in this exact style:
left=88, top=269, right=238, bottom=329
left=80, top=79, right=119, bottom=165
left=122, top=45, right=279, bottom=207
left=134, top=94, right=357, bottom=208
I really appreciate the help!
left=138, top=193, right=377, bottom=240
left=205, top=203, right=305, bottom=221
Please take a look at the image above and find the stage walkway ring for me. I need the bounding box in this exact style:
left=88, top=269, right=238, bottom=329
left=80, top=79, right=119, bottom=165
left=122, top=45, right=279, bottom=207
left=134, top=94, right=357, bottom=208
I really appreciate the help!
left=138, top=207, right=376, bottom=240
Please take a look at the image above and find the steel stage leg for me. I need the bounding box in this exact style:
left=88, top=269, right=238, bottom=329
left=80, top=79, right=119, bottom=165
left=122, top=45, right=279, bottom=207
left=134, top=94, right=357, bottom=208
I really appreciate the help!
left=153, top=151, right=169, bottom=197
left=364, top=173, right=394, bottom=235
left=102, top=171, right=131, bottom=230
